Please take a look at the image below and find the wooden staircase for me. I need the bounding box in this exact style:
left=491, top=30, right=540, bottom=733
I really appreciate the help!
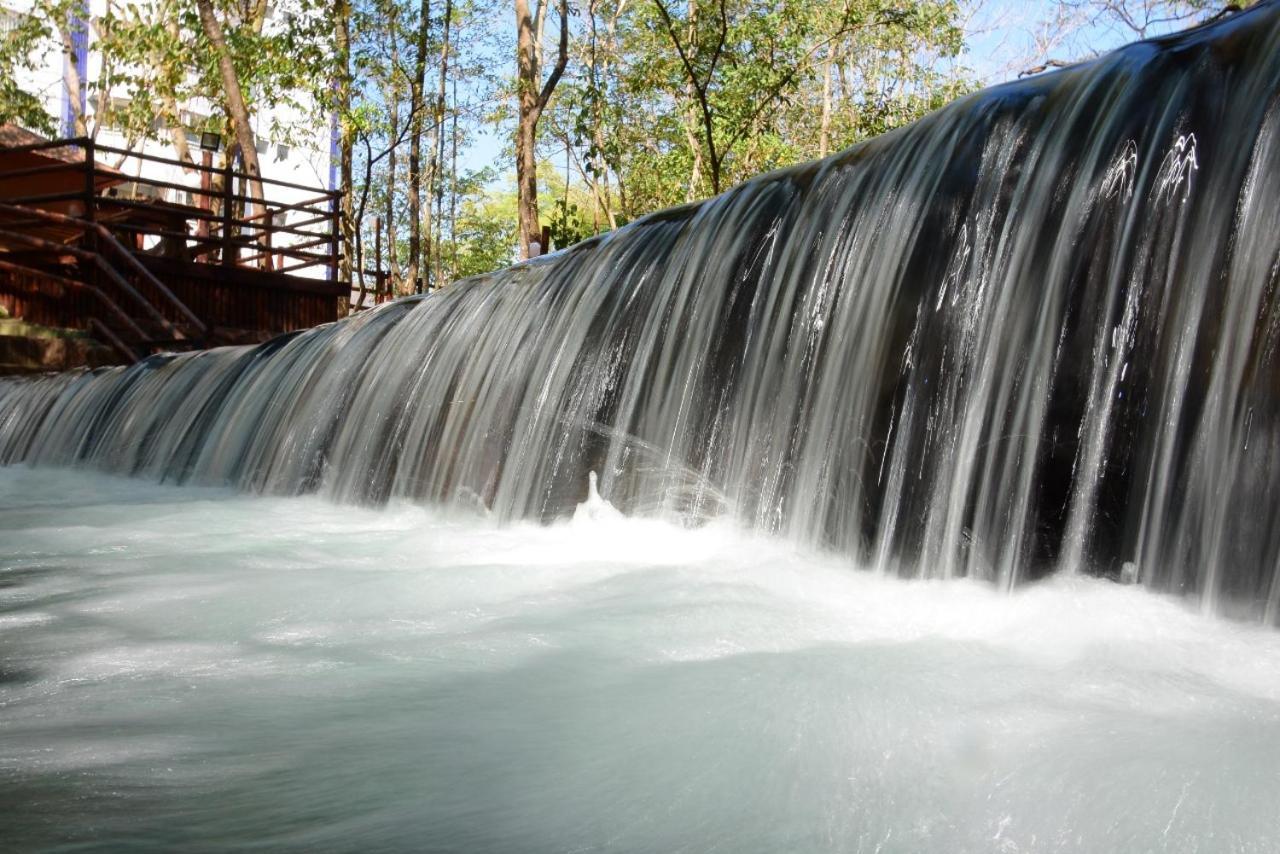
left=0, top=202, right=208, bottom=362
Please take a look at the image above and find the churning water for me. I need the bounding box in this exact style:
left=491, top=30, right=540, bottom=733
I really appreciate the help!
left=3, top=466, right=1280, bottom=851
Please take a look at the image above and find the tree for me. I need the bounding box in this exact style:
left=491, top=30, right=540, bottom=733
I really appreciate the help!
left=337, top=0, right=356, bottom=285
left=408, top=0, right=431, bottom=293
left=543, top=0, right=968, bottom=223
left=431, top=0, right=454, bottom=284
left=451, top=171, right=518, bottom=277
left=514, top=0, right=569, bottom=259
left=384, top=0, right=404, bottom=286
left=1, top=0, right=981, bottom=284
left=0, top=5, right=59, bottom=135
left=196, top=0, right=264, bottom=203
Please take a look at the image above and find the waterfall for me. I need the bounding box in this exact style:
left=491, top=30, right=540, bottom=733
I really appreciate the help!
left=3, top=3, right=1280, bottom=622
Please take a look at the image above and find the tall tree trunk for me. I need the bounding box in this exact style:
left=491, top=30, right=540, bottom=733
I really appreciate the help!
left=448, top=73, right=458, bottom=280
left=422, top=10, right=440, bottom=290
left=385, top=4, right=403, bottom=289
left=682, top=117, right=703, bottom=202
left=408, top=0, right=430, bottom=294
left=354, top=138, right=378, bottom=295
left=514, top=0, right=569, bottom=260
left=336, top=0, right=354, bottom=287
left=515, top=106, right=539, bottom=258
left=433, top=0, right=452, bottom=287
left=155, top=21, right=193, bottom=164
left=514, top=0, right=537, bottom=259
left=680, top=0, right=701, bottom=201
left=819, top=46, right=833, bottom=158
left=58, top=23, right=86, bottom=137
left=195, top=0, right=263, bottom=206
left=587, top=1, right=600, bottom=232
left=586, top=0, right=620, bottom=231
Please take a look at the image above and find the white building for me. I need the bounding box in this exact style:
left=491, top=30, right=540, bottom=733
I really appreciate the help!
left=1, top=0, right=337, bottom=278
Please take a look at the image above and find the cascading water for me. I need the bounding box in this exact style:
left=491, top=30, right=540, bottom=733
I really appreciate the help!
left=4, top=3, right=1280, bottom=623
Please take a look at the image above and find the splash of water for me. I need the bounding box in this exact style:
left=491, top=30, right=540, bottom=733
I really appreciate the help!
left=3, top=4, right=1280, bottom=620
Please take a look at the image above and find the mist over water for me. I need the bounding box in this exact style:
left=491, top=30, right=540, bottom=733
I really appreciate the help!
left=3, top=467, right=1280, bottom=851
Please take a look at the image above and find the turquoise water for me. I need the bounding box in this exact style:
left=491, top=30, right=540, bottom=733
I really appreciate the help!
left=2, top=466, right=1280, bottom=852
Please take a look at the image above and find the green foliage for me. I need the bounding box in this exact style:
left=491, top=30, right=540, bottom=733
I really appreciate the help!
left=546, top=197, right=591, bottom=249
left=0, top=0, right=334, bottom=148
left=451, top=176, right=518, bottom=279
left=99, top=0, right=335, bottom=148
left=548, top=0, right=974, bottom=228
left=0, top=1, right=61, bottom=134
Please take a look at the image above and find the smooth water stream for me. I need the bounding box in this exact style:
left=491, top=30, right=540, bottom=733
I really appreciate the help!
left=3, top=467, right=1280, bottom=851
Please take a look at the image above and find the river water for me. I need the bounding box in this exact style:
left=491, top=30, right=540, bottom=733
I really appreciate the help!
left=3, top=466, right=1279, bottom=851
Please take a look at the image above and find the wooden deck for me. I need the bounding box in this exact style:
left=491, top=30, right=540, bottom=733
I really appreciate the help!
left=0, top=128, right=346, bottom=364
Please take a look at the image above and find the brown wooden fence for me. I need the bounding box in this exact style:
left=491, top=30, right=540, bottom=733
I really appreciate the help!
left=0, top=133, right=347, bottom=361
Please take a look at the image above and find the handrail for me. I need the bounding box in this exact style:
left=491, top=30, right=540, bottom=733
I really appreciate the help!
left=92, top=140, right=342, bottom=196
left=96, top=234, right=206, bottom=338
left=2, top=190, right=95, bottom=206
left=276, top=259, right=327, bottom=275
left=1, top=135, right=345, bottom=334
left=98, top=199, right=333, bottom=241
left=0, top=226, right=183, bottom=339
left=0, top=161, right=97, bottom=181
left=0, top=136, right=90, bottom=156
left=1, top=135, right=336, bottom=197
left=273, top=211, right=334, bottom=231
left=2, top=136, right=341, bottom=279
left=0, top=258, right=145, bottom=361
left=240, top=233, right=332, bottom=259
left=107, top=219, right=330, bottom=254
left=240, top=193, right=337, bottom=221
left=0, top=203, right=208, bottom=340
left=89, top=317, right=141, bottom=363
left=2, top=137, right=340, bottom=200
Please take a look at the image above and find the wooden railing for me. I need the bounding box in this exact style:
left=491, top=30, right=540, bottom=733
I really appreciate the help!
left=0, top=201, right=207, bottom=339
left=0, top=135, right=348, bottom=360
left=0, top=136, right=343, bottom=280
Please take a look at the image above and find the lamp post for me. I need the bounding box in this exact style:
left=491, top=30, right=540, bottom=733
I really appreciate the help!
left=196, top=132, right=221, bottom=245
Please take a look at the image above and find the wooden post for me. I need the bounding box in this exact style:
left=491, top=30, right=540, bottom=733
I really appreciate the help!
left=263, top=207, right=274, bottom=271
left=196, top=149, right=212, bottom=241
left=329, top=190, right=341, bottom=284
left=82, top=136, right=99, bottom=317
left=221, top=153, right=234, bottom=266
left=82, top=136, right=95, bottom=228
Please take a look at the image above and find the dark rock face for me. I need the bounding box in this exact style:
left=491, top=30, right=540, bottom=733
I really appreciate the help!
left=3, top=3, right=1280, bottom=621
